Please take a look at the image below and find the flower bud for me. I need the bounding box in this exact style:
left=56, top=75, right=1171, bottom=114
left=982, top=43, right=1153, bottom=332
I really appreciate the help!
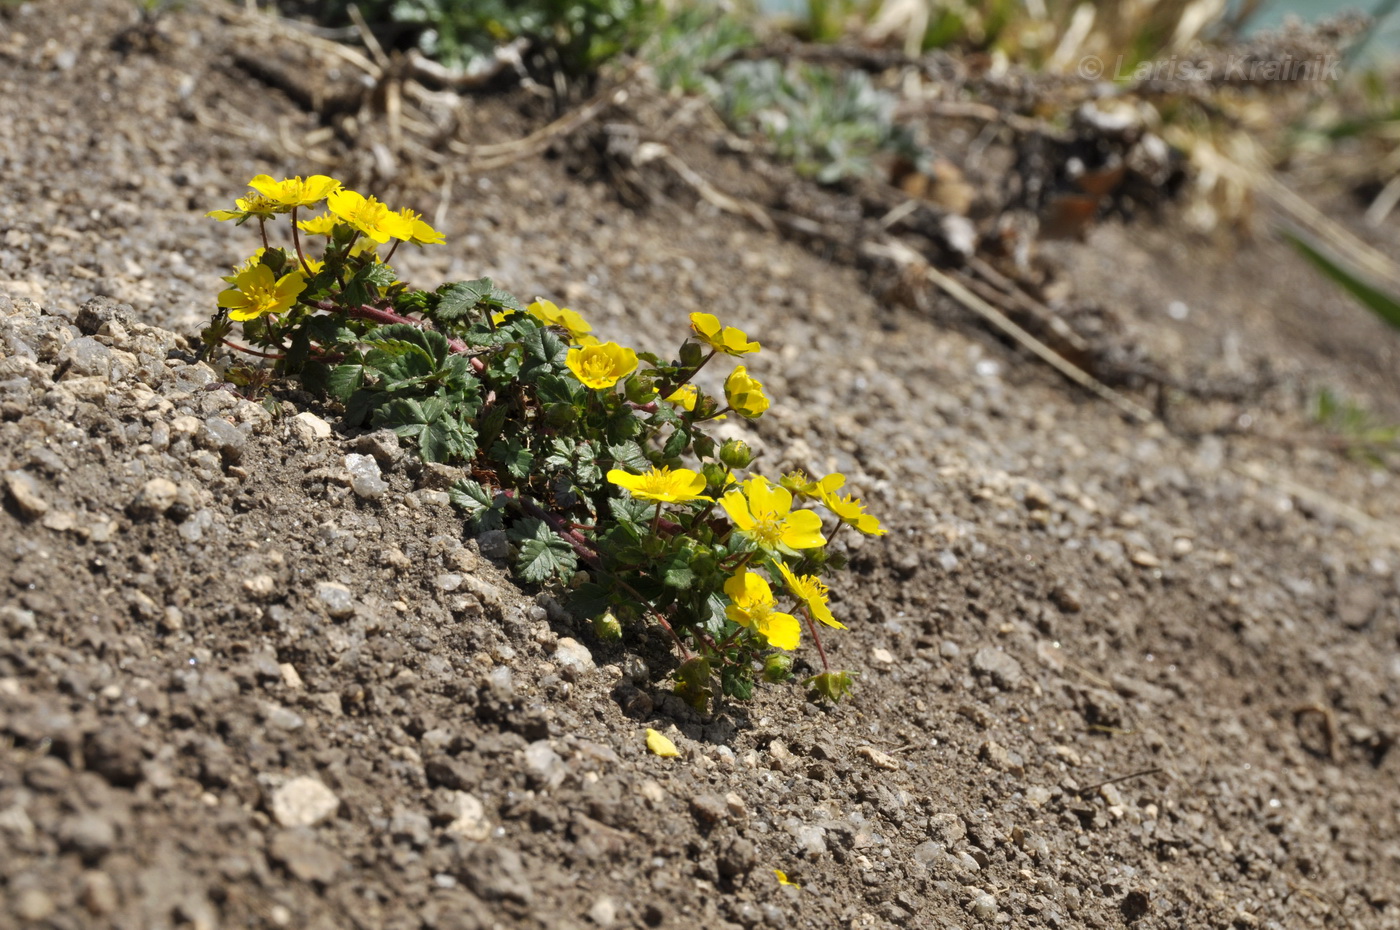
left=625, top=372, right=657, bottom=404
left=592, top=610, right=623, bottom=642
left=761, top=653, right=794, bottom=682
left=718, top=439, right=753, bottom=469
left=702, top=463, right=729, bottom=490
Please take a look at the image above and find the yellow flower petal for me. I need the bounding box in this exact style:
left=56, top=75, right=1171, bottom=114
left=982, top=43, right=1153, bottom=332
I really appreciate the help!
left=646, top=728, right=680, bottom=758
left=565, top=342, right=638, bottom=390
left=690, top=312, right=760, bottom=356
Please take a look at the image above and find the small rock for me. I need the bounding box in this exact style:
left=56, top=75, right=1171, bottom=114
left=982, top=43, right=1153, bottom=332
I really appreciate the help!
left=971, top=647, right=1025, bottom=690
left=263, top=703, right=305, bottom=731
left=455, top=844, right=534, bottom=905
left=478, top=529, right=510, bottom=560
left=768, top=739, right=796, bottom=771
left=315, top=582, right=356, bottom=619
left=969, top=892, right=998, bottom=919
left=5, top=470, right=49, bottom=519
left=553, top=638, right=595, bottom=678
left=523, top=740, right=566, bottom=790
left=871, top=647, right=895, bottom=664
left=589, top=896, right=620, bottom=928
left=57, top=813, right=116, bottom=862
left=1025, top=785, right=1053, bottom=807
left=445, top=792, right=491, bottom=841
left=243, top=574, right=276, bottom=598
left=928, top=812, right=966, bottom=845
left=345, top=453, right=388, bottom=499
left=268, top=829, right=344, bottom=883
left=979, top=739, right=1025, bottom=775
left=270, top=777, right=340, bottom=828
left=718, top=837, right=758, bottom=878
left=290, top=412, right=332, bottom=442
left=390, top=807, right=432, bottom=848
left=200, top=417, right=246, bottom=463
left=689, top=793, right=728, bottom=826
left=351, top=429, right=402, bottom=467
left=130, top=477, right=179, bottom=518
left=14, top=887, right=56, bottom=922
left=78, top=870, right=119, bottom=915
left=280, top=663, right=304, bottom=689
left=1130, top=550, right=1161, bottom=569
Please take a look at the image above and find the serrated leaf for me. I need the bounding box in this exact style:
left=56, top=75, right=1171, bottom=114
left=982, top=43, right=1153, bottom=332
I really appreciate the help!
left=661, top=550, right=695, bottom=590
left=608, top=496, right=654, bottom=529
left=326, top=364, right=366, bottom=402
left=608, top=441, right=651, bottom=473
left=449, top=479, right=493, bottom=514
left=662, top=425, right=689, bottom=460
left=508, top=518, right=577, bottom=583
left=436, top=277, right=522, bottom=321
left=490, top=438, right=536, bottom=480
left=519, top=325, right=567, bottom=366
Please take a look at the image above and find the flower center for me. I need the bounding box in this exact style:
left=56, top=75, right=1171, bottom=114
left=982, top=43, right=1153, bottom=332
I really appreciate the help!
left=750, top=512, right=784, bottom=547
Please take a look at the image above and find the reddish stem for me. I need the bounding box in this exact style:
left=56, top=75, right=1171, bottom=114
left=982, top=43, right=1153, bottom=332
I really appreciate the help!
left=316, top=300, right=486, bottom=372
left=222, top=338, right=285, bottom=360
left=800, top=606, right=832, bottom=672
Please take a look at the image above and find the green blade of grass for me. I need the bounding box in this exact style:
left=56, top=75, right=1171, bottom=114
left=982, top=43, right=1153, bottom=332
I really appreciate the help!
left=1284, top=230, right=1400, bottom=331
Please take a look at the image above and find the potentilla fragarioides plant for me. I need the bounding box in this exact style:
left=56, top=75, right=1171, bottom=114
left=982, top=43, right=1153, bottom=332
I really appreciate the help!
left=204, top=173, right=886, bottom=709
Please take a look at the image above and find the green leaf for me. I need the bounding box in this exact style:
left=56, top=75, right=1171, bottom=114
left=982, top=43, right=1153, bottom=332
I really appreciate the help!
left=519, top=325, right=567, bottom=369
left=660, top=550, right=695, bottom=590
left=449, top=479, right=505, bottom=531
left=661, top=425, right=689, bottom=460
left=1285, top=231, right=1400, bottom=330
left=490, top=438, right=536, bottom=480
left=607, top=440, right=651, bottom=473
left=721, top=663, right=755, bottom=700
left=508, top=518, right=578, bottom=583
left=608, top=496, right=654, bottom=529
left=436, top=277, right=522, bottom=321
left=326, top=364, right=366, bottom=402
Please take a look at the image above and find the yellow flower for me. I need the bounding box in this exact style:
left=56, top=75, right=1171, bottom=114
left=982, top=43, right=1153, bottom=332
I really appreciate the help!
left=724, top=571, right=800, bottom=650
left=821, top=489, right=886, bottom=536
left=666, top=383, right=698, bottom=412
left=690, top=312, right=760, bottom=356
left=326, top=189, right=413, bottom=244
left=248, top=174, right=341, bottom=210
left=720, top=476, right=824, bottom=551
left=566, top=342, right=638, bottom=390
left=395, top=207, right=446, bottom=245
left=527, top=299, right=593, bottom=344
left=607, top=466, right=712, bottom=504
left=297, top=213, right=341, bottom=236
left=206, top=193, right=280, bottom=222
left=217, top=264, right=307, bottom=322
left=776, top=561, right=844, bottom=629
left=791, top=472, right=887, bottom=536
left=724, top=365, right=769, bottom=419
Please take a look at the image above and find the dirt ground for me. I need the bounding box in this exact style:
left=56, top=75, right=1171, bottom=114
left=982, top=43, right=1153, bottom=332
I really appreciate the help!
left=2, top=2, right=1400, bottom=929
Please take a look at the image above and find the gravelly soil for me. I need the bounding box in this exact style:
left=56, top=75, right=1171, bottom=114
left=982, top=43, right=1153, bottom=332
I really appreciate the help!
left=3, top=2, right=1400, bottom=929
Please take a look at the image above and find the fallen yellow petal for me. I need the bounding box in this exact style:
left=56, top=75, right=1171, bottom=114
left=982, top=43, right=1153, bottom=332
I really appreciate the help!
left=646, top=728, right=680, bottom=758
left=774, top=869, right=801, bottom=887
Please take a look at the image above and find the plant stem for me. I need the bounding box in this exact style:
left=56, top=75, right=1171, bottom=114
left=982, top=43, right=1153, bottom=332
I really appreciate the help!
left=291, top=206, right=311, bottom=275
left=221, top=338, right=285, bottom=360
left=316, top=299, right=487, bottom=372
left=801, top=606, right=832, bottom=672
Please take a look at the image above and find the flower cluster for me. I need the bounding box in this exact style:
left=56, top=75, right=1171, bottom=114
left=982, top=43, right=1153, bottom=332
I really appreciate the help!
left=206, top=172, right=884, bottom=708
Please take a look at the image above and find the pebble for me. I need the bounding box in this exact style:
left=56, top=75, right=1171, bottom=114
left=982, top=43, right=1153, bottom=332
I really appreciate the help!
left=290, top=411, right=332, bottom=441
left=130, top=477, right=179, bottom=518
left=390, top=807, right=432, bottom=848
left=928, top=812, right=966, bottom=845
left=969, top=892, right=998, bottom=919
left=269, top=776, right=341, bottom=828
left=5, top=470, right=49, bottom=519
left=315, top=582, right=356, bottom=619
left=478, top=529, right=510, bottom=560
left=553, top=638, right=595, bottom=677
left=689, top=792, right=728, bottom=826
left=979, top=739, right=1025, bottom=775
left=445, top=792, right=491, bottom=841
left=268, top=829, right=344, bottom=883
left=970, top=647, right=1025, bottom=689
left=14, top=887, right=56, bottom=922
left=78, top=870, right=119, bottom=915
left=589, top=896, right=620, bottom=928
left=524, top=740, right=566, bottom=790
left=345, top=453, right=388, bottom=499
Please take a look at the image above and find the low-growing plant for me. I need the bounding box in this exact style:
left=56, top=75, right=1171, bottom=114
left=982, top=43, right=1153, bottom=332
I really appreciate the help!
left=203, top=173, right=885, bottom=707
left=302, top=0, right=658, bottom=76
